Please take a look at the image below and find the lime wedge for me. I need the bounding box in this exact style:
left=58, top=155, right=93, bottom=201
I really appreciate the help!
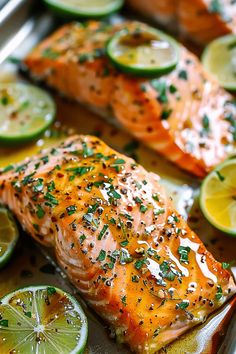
left=0, top=83, right=55, bottom=145
left=0, top=285, right=88, bottom=353
left=200, top=159, right=236, bottom=236
left=0, top=206, right=19, bottom=269
left=43, top=0, right=124, bottom=18
left=106, top=25, right=179, bottom=77
left=202, top=34, right=236, bottom=91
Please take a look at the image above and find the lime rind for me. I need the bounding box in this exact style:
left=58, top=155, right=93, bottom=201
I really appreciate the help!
left=0, top=207, right=19, bottom=269
left=0, top=285, right=88, bottom=354
left=0, top=83, right=56, bottom=145
left=106, top=27, right=179, bottom=77
left=43, top=0, right=124, bottom=18
left=200, top=159, right=236, bottom=236
left=202, top=34, right=236, bottom=91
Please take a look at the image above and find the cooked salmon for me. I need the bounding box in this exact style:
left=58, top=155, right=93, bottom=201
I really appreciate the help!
left=0, top=135, right=235, bottom=353
left=127, top=0, right=236, bottom=44
left=178, top=0, right=236, bottom=44
left=126, top=0, right=177, bottom=27
left=24, top=21, right=236, bottom=178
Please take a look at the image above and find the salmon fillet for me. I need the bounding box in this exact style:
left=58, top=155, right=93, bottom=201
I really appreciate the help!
left=0, top=135, right=235, bottom=353
left=178, top=0, right=236, bottom=45
left=126, top=0, right=177, bottom=27
left=127, top=0, right=236, bottom=44
left=24, top=21, right=236, bottom=178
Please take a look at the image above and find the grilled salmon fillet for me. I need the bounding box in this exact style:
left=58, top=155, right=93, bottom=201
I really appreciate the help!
left=0, top=135, right=235, bottom=353
left=24, top=21, right=236, bottom=178
left=127, top=0, right=236, bottom=44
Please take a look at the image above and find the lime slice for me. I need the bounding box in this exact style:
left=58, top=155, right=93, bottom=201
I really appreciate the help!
left=0, top=206, right=19, bottom=269
left=200, top=159, right=236, bottom=236
left=0, top=285, right=88, bottom=353
left=106, top=26, right=179, bottom=77
left=0, top=83, right=55, bottom=145
left=43, top=0, right=124, bottom=18
left=202, top=34, right=236, bottom=91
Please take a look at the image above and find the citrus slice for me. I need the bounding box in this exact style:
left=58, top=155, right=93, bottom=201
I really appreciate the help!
left=0, top=285, right=88, bottom=353
left=0, top=206, right=19, bottom=269
left=202, top=34, right=236, bottom=91
left=200, top=159, right=236, bottom=235
left=0, top=83, right=55, bottom=145
left=43, top=0, right=124, bottom=18
left=106, top=25, right=179, bottom=77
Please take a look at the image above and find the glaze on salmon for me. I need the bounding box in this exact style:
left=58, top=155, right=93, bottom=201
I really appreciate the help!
left=0, top=135, right=235, bottom=353
left=24, top=21, right=236, bottom=177
left=127, top=0, right=236, bottom=44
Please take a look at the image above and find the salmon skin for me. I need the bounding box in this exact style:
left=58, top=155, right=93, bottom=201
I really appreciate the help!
left=0, top=135, right=235, bottom=353
left=24, top=21, right=236, bottom=178
left=127, top=0, right=236, bottom=45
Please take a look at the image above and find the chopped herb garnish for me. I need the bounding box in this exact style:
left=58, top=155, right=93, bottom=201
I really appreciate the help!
left=47, top=180, right=55, bottom=192
left=22, top=172, right=35, bottom=186
left=222, top=262, right=230, bottom=269
left=42, top=48, right=60, bottom=59
left=24, top=311, right=32, bottom=318
left=150, top=80, right=168, bottom=103
left=2, top=165, right=14, bottom=173
left=44, top=192, right=58, bottom=206
left=216, top=170, right=225, bottom=182
left=120, top=248, right=133, bottom=264
left=47, top=287, right=56, bottom=295
left=202, top=114, right=210, bottom=134
left=121, top=295, right=127, bottom=306
left=110, top=159, right=125, bottom=172
left=66, top=166, right=94, bottom=180
left=169, top=84, right=177, bottom=94
left=215, top=285, right=223, bottom=300
left=33, top=178, right=44, bottom=193
left=97, top=249, right=106, bottom=261
left=132, top=275, right=139, bottom=282
left=134, top=259, right=147, bottom=270
left=152, top=194, right=159, bottom=202
left=120, top=240, right=129, bottom=247
left=161, top=108, right=173, bottom=120
left=36, top=204, right=45, bottom=219
left=98, top=224, right=109, bottom=240
left=66, top=205, right=77, bottom=216
left=140, top=204, right=148, bottom=213
left=82, top=142, right=94, bottom=158
left=176, top=301, right=189, bottom=310
left=0, top=319, right=8, bottom=327
left=178, top=70, right=188, bottom=80
left=79, top=234, right=86, bottom=245
left=178, top=246, right=191, bottom=264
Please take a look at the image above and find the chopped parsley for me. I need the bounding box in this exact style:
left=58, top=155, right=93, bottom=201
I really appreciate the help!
left=97, top=249, right=106, bottom=261
left=178, top=246, right=191, bottom=264
left=66, top=205, right=77, bottom=216
left=98, top=224, right=109, bottom=240
left=178, top=70, right=188, bottom=80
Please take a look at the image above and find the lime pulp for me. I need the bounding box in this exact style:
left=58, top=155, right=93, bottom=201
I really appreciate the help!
left=0, top=285, right=88, bottom=353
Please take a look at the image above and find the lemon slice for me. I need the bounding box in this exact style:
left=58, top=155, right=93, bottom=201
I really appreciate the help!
left=202, top=34, right=236, bottom=91
left=0, top=285, right=88, bottom=353
left=0, top=206, right=19, bottom=269
left=200, top=159, right=236, bottom=235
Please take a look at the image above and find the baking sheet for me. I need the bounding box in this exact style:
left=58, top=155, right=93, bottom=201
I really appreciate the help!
left=0, top=1, right=236, bottom=353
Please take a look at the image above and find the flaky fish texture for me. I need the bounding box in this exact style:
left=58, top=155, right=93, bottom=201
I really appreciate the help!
left=0, top=135, right=235, bottom=353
